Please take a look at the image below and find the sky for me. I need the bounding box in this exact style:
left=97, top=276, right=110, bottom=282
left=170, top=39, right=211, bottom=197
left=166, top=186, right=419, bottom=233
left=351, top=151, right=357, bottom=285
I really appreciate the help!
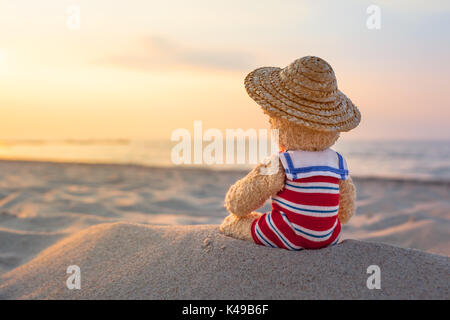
left=1, top=0, right=450, bottom=140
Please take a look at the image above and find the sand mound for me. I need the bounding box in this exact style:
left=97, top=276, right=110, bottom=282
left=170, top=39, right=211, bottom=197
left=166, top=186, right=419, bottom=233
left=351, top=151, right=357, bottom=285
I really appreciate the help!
left=0, top=223, right=448, bottom=299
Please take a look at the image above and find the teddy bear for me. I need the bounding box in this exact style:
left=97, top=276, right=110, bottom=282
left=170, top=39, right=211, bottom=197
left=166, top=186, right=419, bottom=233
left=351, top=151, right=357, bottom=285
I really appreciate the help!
left=219, top=56, right=361, bottom=250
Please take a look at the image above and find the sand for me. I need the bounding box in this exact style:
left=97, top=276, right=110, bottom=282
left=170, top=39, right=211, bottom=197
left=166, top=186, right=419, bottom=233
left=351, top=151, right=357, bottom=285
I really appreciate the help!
left=0, top=160, right=449, bottom=299
left=0, top=223, right=448, bottom=299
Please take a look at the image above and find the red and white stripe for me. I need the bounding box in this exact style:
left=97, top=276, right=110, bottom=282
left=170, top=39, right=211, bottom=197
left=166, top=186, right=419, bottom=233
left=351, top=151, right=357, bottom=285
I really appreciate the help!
left=251, top=175, right=342, bottom=250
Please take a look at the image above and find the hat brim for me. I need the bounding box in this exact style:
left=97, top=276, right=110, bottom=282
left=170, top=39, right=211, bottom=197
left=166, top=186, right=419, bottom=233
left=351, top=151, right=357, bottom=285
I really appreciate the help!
left=245, top=67, right=361, bottom=132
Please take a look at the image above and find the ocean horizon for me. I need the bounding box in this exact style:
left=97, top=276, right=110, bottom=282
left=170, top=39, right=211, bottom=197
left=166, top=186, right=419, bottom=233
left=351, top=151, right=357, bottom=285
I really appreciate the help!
left=1, top=138, right=449, bottom=182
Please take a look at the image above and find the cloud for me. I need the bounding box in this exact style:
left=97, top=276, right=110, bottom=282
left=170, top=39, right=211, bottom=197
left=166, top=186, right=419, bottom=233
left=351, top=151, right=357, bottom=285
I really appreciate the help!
left=100, top=35, right=258, bottom=72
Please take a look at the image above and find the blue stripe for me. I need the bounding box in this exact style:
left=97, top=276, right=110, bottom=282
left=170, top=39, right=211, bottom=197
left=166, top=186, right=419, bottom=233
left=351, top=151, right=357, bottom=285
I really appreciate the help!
left=336, top=152, right=346, bottom=180
left=255, top=225, right=276, bottom=248
left=267, top=214, right=300, bottom=251
left=273, top=198, right=338, bottom=214
left=285, top=183, right=339, bottom=191
left=288, top=165, right=348, bottom=176
left=282, top=152, right=297, bottom=180
left=330, top=236, right=340, bottom=246
left=293, top=226, right=335, bottom=238
left=281, top=151, right=348, bottom=179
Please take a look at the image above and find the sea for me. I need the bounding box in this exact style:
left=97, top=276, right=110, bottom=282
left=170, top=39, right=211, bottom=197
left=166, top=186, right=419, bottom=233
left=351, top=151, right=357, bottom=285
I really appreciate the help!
left=0, top=139, right=449, bottom=182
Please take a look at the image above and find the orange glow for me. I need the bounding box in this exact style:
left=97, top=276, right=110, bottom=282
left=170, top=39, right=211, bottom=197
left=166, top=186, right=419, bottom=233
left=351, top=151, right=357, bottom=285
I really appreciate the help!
left=1, top=1, right=449, bottom=141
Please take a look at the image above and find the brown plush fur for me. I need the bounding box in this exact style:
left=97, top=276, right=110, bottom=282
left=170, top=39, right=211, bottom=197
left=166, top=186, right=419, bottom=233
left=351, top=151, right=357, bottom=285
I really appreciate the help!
left=271, top=117, right=340, bottom=152
left=220, top=212, right=262, bottom=241
left=224, top=160, right=285, bottom=217
left=338, top=176, right=356, bottom=224
left=220, top=115, right=357, bottom=243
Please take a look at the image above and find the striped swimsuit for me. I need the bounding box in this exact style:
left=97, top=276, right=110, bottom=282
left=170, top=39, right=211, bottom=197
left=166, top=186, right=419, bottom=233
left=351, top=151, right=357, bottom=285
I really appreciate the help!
left=251, top=149, right=349, bottom=250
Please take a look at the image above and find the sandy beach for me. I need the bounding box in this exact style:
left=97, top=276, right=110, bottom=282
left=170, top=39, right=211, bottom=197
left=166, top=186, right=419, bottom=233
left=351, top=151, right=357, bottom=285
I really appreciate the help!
left=1, top=223, right=448, bottom=299
left=2, top=0, right=449, bottom=304
left=0, top=160, right=449, bottom=299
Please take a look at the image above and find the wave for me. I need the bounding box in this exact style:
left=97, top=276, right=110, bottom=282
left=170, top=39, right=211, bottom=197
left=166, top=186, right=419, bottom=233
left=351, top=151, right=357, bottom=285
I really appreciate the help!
left=350, top=175, right=450, bottom=187
left=1, top=158, right=449, bottom=186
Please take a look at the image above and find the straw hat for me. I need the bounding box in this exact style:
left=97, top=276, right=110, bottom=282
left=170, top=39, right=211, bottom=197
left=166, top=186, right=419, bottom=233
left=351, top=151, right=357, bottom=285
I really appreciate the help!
left=244, top=56, right=361, bottom=132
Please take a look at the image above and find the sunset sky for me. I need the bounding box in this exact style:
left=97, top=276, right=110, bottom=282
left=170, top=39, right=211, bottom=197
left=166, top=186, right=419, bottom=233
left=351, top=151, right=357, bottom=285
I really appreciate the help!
left=1, top=0, right=450, bottom=140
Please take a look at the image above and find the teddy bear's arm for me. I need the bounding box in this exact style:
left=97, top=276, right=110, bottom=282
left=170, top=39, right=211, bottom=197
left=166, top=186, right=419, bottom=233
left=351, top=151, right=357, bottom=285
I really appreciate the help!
left=225, top=159, right=285, bottom=217
left=338, top=176, right=356, bottom=224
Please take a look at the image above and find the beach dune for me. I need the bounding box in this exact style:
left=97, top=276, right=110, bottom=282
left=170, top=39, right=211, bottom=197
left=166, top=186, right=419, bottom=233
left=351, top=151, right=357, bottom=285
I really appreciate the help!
left=1, top=222, right=448, bottom=299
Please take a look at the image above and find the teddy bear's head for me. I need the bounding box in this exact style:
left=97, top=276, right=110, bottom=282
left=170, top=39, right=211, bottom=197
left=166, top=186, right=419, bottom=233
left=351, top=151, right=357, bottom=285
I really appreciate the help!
left=245, top=56, right=361, bottom=153
left=269, top=116, right=340, bottom=152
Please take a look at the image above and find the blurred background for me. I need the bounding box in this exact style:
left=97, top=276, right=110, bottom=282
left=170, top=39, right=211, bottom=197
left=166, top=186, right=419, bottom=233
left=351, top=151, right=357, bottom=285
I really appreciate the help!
left=1, top=0, right=450, bottom=177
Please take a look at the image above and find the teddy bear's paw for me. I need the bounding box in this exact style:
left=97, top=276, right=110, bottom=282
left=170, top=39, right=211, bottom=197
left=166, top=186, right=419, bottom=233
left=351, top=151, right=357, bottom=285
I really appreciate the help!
left=219, top=212, right=261, bottom=242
